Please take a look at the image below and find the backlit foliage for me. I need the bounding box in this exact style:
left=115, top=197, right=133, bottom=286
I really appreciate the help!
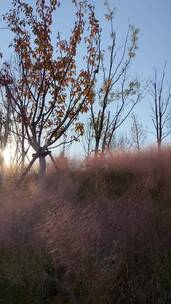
left=0, top=0, right=100, bottom=154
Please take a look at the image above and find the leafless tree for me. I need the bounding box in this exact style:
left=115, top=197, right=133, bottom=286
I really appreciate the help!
left=82, top=118, right=94, bottom=158
left=150, top=67, right=171, bottom=150
left=111, top=132, right=131, bottom=151
left=130, top=113, right=146, bottom=151
left=0, top=88, right=11, bottom=169
left=10, top=116, right=31, bottom=169
left=90, top=2, right=141, bottom=156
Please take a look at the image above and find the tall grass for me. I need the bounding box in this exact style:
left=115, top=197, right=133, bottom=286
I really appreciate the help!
left=0, top=148, right=171, bottom=303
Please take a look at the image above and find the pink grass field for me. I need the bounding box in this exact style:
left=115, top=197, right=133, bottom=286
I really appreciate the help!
left=0, top=148, right=171, bottom=303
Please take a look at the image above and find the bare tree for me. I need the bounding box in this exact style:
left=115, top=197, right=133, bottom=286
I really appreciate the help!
left=130, top=113, right=146, bottom=151
left=90, top=2, right=141, bottom=156
left=111, top=132, right=131, bottom=151
left=82, top=118, right=94, bottom=158
left=150, top=67, right=171, bottom=150
left=10, top=116, right=31, bottom=169
left=0, top=88, right=11, bottom=169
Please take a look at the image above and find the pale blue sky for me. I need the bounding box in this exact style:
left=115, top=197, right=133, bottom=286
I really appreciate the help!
left=0, top=0, right=171, bottom=156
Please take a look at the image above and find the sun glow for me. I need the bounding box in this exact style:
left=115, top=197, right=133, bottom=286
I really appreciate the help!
left=3, top=145, right=13, bottom=166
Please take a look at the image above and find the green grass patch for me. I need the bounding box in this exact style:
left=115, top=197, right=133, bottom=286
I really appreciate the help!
left=0, top=247, right=57, bottom=304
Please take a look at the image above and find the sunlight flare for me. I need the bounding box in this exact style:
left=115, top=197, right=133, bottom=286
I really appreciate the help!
left=3, top=145, right=13, bottom=166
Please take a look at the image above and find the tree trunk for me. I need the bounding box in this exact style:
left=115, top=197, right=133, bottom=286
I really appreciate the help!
left=39, top=154, right=46, bottom=181
left=157, top=139, right=161, bottom=151
left=19, top=154, right=37, bottom=184
left=21, top=121, right=25, bottom=170
left=94, top=137, right=100, bottom=157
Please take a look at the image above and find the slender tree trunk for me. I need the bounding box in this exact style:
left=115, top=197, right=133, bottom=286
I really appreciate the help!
left=49, top=152, right=58, bottom=172
left=21, top=121, right=25, bottom=170
left=39, top=155, right=46, bottom=181
left=94, top=137, right=100, bottom=156
left=157, top=139, right=161, bottom=151
left=19, top=154, right=37, bottom=183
